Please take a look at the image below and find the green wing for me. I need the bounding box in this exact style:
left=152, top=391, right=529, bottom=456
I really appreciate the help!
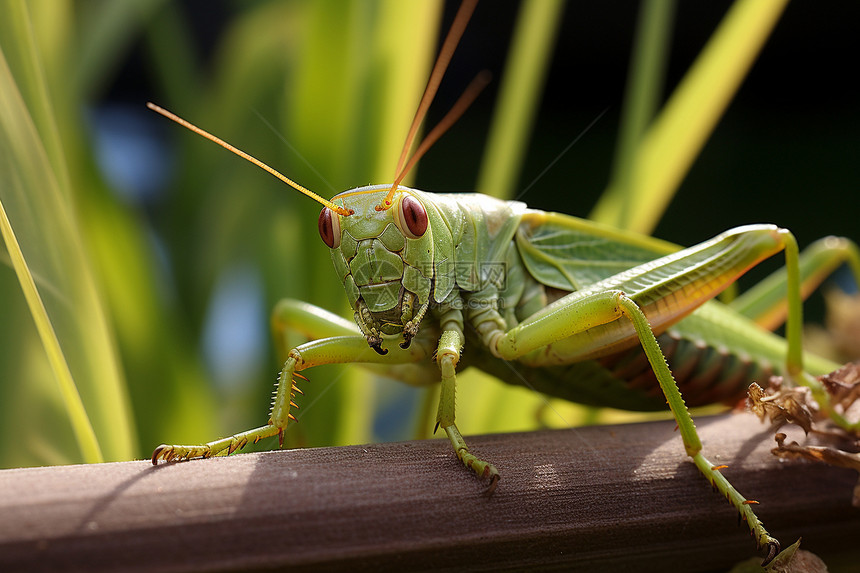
left=515, top=211, right=682, bottom=291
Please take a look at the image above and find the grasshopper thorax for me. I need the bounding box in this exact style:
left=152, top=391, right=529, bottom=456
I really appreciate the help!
left=320, top=185, right=435, bottom=354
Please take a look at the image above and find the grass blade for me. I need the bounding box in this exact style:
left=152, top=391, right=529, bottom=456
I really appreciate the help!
left=0, top=196, right=103, bottom=463
left=476, top=0, right=565, bottom=200
left=0, top=3, right=136, bottom=465
left=591, top=0, right=676, bottom=230
left=598, top=0, right=789, bottom=235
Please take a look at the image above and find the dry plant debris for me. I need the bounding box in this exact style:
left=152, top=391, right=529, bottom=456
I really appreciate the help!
left=748, top=362, right=860, bottom=508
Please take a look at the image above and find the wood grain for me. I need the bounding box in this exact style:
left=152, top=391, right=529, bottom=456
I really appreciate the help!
left=1, top=412, right=857, bottom=572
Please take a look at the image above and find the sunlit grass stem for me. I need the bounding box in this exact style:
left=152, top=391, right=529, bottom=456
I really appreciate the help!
left=0, top=198, right=103, bottom=463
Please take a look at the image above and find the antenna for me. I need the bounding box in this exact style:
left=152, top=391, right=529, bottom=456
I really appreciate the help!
left=376, top=0, right=480, bottom=211
left=381, top=71, right=491, bottom=209
left=149, top=0, right=485, bottom=218
left=146, top=102, right=353, bottom=217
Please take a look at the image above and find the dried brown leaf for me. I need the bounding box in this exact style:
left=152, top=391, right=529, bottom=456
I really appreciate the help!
left=819, top=362, right=860, bottom=415
left=772, top=433, right=860, bottom=507
left=747, top=381, right=815, bottom=434
left=773, top=433, right=860, bottom=471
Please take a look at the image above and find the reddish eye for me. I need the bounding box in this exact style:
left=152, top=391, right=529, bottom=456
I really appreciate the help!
left=318, top=207, right=340, bottom=248
left=399, top=195, right=428, bottom=239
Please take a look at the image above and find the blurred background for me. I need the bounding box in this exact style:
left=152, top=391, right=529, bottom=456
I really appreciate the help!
left=0, top=0, right=858, bottom=469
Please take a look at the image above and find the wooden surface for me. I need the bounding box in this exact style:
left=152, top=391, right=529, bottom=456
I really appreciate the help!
left=1, top=412, right=858, bottom=573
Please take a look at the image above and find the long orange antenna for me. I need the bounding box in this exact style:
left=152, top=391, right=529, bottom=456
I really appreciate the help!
left=378, top=0, right=478, bottom=211
left=386, top=71, right=491, bottom=201
left=146, top=102, right=352, bottom=216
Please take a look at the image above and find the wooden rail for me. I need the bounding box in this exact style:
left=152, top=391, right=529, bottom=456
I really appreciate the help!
left=1, top=412, right=858, bottom=572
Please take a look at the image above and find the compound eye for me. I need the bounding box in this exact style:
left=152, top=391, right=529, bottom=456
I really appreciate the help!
left=318, top=207, right=341, bottom=248
left=398, top=195, right=428, bottom=239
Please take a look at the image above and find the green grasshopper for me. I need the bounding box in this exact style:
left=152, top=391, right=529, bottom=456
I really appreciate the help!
left=148, top=3, right=860, bottom=565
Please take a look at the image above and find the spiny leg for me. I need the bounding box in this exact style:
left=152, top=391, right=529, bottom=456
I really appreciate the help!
left=613, top=294, right=779, bottom=562
left=493, top=289, right=780, bottom=563
left=153, top=332, right=430, bottom=464
left=152, top=353, right=304, bottom=463
left=272, top=298, right=440, bottom=388
left=273, top=298, right=496, bottom=485
left=271, top=298, right=361, bottom=362
left=435, top=329, right=500, bottom=492
left=151, top=426, right=283, bottom=463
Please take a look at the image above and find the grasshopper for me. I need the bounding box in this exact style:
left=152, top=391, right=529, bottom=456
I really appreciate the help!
left=148, top=2, right=860, bottom=565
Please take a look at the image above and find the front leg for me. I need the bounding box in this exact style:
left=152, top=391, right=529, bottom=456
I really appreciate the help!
left=435, top=329, right=500, bottom=492
left=152, top=334, right=429, bottom=463
left=150, top=352, right=298, bottom=463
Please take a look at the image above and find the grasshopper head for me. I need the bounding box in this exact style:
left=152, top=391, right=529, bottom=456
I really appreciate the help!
left=319, top=185, right=435, bottom=354
left=146, top=4, right=483, bottom=357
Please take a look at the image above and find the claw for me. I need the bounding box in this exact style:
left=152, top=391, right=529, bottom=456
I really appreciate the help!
left=400, top=329, right=414, bottom=349
left=485, top=471, right=500, bottom=496
left=761, top=540, right=781, bottom=567
left=366, top=334, right=388, bottom=355
left=151, top=444, right=169, bottom=465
